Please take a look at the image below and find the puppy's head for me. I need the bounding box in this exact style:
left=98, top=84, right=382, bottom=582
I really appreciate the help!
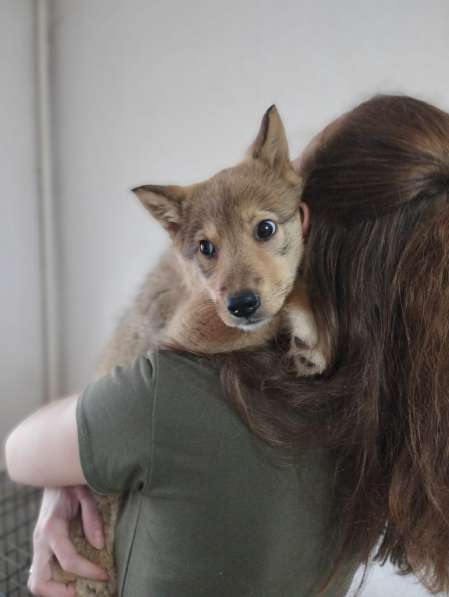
left=133, top=106, right=307, bottom=330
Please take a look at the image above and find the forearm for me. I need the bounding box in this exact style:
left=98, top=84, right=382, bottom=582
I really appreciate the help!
left=5, top=394, right=86, bottom=487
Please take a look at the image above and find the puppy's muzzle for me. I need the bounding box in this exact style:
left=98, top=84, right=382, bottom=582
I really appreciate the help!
left=227, top=290, right=260, bottom=319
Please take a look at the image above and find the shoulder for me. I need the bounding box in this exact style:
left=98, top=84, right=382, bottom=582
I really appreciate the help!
left=148, top=349, right=228, bottom=418
left=87, top=350, right=219, bottom=410
left=147, top=349, right=245, bottom=439
left=152, top=350, right=220, bottom=389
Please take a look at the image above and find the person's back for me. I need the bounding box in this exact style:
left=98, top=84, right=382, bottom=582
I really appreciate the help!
left=78, top=350, right=358, bottom=596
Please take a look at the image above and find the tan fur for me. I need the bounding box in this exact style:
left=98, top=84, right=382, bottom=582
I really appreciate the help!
left=56, top=106, right=326, bottom=596
left=284, top=283, right=329, bottom=375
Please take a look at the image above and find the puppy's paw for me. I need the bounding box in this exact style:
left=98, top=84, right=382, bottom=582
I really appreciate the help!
left=289, top=336, right=326, bottom=376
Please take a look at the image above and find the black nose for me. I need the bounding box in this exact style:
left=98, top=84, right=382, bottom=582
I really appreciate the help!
left=227, top=290, right=260, bottom=319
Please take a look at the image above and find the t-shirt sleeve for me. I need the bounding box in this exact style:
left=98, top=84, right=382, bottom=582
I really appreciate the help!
left=76, top=353, right=158, bottom=495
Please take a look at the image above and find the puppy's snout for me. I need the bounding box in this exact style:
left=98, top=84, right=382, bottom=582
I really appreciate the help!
left=227, top=290, right=260, bottom=319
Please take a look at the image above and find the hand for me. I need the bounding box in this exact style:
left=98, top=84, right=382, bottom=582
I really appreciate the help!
left=28, top=486, right=108, bottom=596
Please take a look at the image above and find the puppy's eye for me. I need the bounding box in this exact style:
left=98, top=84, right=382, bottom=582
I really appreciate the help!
left=255, top=219, right=277, bottom=240
left=199, top=240, right=216, bottom=257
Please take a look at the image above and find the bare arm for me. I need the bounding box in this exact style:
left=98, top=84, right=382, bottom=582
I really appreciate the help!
left=5, top=395, right=85, bottom=487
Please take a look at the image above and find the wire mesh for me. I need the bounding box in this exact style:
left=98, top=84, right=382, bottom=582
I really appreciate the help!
left=0, top=472, right=41, bottom=597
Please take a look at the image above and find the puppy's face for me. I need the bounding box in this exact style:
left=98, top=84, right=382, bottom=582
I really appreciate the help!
left=176, top=161, right=303, bottom=329
left=133, top=106, right=305, bottom=330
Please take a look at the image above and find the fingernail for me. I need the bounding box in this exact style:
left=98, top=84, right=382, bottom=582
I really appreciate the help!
left=94, top=531, right=104, bottom=549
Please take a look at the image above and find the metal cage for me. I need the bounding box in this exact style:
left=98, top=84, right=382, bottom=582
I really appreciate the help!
left=0, top=472, right=41, bottom=596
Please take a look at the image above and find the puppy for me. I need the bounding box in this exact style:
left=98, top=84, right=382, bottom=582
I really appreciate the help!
left=98, top=105, right=325, bottom=373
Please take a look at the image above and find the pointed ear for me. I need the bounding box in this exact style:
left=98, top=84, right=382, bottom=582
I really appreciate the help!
left=248, top=105, right=290, bottom=170
left=131, top=184, right=187, bottom=236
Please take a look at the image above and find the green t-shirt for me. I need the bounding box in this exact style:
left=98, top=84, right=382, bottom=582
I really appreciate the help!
left=77, top=350, right=358, bottom=596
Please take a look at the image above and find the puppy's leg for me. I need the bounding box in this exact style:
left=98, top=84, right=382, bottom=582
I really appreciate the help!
left=283, top=281, right=327, bottom=376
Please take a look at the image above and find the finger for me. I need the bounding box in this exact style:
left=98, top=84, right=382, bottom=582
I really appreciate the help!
left=28, top=576, right=75, bottom=597
left=50, top=534, right=108, bottom=581
left=29, top=544, right=76, bottom=597
left=75, top=486, right=104, bottom=549
left=31, top=534, right=55, bottom=583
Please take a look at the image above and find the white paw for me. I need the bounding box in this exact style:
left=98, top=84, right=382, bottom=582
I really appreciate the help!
left=289, top=336, right=326, bottom=376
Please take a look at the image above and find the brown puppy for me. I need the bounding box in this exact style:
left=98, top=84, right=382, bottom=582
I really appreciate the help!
left=55, top=106, right=326, bottom=596
left=98, top=106, right=325, bottom=374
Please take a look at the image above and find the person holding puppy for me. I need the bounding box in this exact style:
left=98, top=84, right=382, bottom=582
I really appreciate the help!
left=6, top=94, right=449, bottom=596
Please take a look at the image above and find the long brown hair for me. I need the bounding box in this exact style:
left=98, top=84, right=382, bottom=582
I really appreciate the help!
left=219, top=95, right=449, bottom=593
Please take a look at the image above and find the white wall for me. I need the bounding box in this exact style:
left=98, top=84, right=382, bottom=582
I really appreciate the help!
left=47, top=1, right=449, bottom=595
left=0, top=1, right=44, bottom=466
